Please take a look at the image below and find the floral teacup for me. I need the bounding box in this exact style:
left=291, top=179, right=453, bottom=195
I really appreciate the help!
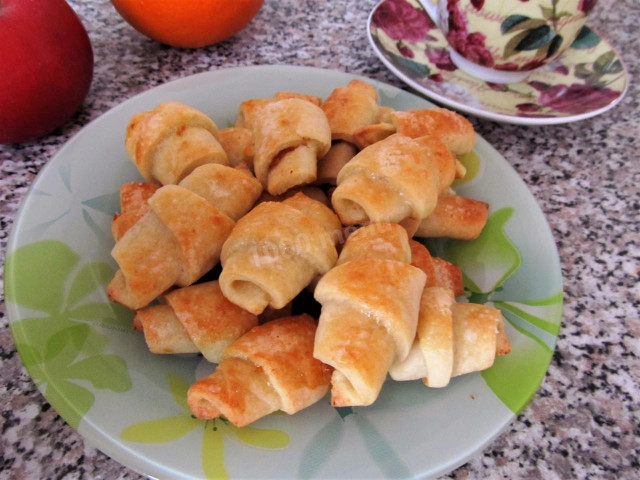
left=420, top=0, right=598, bottom=83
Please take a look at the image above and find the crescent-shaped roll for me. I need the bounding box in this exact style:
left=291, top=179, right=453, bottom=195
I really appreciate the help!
left=111, top=182, right=160, bottom=241
left=235, top=92, right=323, bottom=132
left=132, top=281, right=258, bottom=363
left=313, top=223, right=427, bottom=407
left=415, top=192, right=489, bottom=240
left=219, top=192, right=341, bottom=315
left=413, top=136, right=459, bottom=193
left=409, top=239, right=464, bottom=297
left=337, top=222, right=411, bottom=265
left=331, top=134, right=441, bottom=232
left=389, top=287, right=511, bottom=387
left=176, top=163, right=263, bottom=222
left=108, top=164, right=263, bottom=310
left=218, top=127, right=254, bottom=169
left=187, top=314, right=332, bottom=427
left=387, top=108, right=476, bottom=155
left=252, top=98, right=332, bottom=195
left=272, top=91, right=323, bottom=106
left=125, top=101, right=229, bottom=185
left=315, top=141, right=358, bottom=186
left=321, top=79, right=381, bottom=145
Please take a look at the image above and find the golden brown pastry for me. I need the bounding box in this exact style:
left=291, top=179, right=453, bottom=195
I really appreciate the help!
left=315, top=141, right=357, bottom=186
left=252, top=98, right=332, bottom=195
left=389, top=286, right=511, bottom=386
left=108, top=164, right=263, bottom=310
left=219, top=192, right=341, bottom=315
left=313, top=223, right=427, bottom=407
left=337, top=222, right=411, bottom=265
left=218, top=127, right=254, bottom=169
left=235, top=92, right=322, bottom=132
left=256, top=185, right=330, bottom=207
left=273, top=91, right=323, bottom=105
left=409, top=239, right=464, bottom=297
left=321, top=79, right=381, bottom=145
left=415, top=192, right=489, bottom=240
left=331, top=134, right=444, bottom=233
left=413, top=136, right=459, bottom=192
left=177, top=163, right=263, bottom=222
left=125, top=101, right=228, bottom=185
left=187, top=314, right=332, bottom=427
left=235, top=98, right=273, bottom=132
left=388, top=108, right=476, bottom=155
left=132, top=281, right=258, bottom=363
left=111, top=182, right=160, bottom=241
left=352, top=122, right=396, bottom=150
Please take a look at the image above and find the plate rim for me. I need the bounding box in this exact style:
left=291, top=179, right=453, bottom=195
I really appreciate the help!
left=4, top=64, right=563, bottom=480
left=367, top=0, right=630, bottom=126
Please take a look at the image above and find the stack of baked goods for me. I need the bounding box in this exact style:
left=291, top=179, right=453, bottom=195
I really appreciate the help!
left=107, top=79, right=511, bottom=427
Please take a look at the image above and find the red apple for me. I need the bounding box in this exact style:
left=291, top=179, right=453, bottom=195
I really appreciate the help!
left=0, top=0, right=94, bottom=144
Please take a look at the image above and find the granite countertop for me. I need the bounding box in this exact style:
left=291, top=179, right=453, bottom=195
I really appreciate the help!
left=1, top=0, right=638, bottom=478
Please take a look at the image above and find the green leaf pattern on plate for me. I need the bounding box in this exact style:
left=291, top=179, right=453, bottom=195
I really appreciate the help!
left=120, top=374, right=290, bottom=480
left=5, top=240, right=133, bottom=429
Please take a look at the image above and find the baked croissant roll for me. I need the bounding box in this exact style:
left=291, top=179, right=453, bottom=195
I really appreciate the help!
left=409, top=239, right=464, bottom=297
left=415, top=192, right=489, bottom=240
left=235, top=92, right=322, bottom=132
left=219, top=192, right=341, bottom=315
left=331, top=134, right=448, bottom=233
left=187, top=314, right=332, bottom=427
left=218, top=127, right=254, bottom=169
left=337, top=222, right=411, bottom=265
left=111, top=182, right=160, bottom=241
left=313, top=223, right=427, bottom=407
left=315, top=141, right=357, bottom=186
left=108, top=164, right=263, bottom=310
left=388, top=108, right=476, bottom=155
left=252, top=98, right=332, bottom=195
left=133, top=281, right=258, bottom=363
left=389, top=287, right=511, bottom=387
left=321, top=79, right=382, bottom=145
left=125, top=101, right=228, bottom=185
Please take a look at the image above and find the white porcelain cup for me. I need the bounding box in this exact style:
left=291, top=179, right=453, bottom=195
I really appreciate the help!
left=420, top=0, right=598, bottom=83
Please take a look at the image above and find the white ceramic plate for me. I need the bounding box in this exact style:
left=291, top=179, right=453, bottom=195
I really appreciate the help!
left=5, top=65, right=563, bottom=479
left=368, top=0, right=629, bottom=126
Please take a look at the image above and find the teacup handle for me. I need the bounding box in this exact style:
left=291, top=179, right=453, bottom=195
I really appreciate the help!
left=420, top=0, right=439, bottom=24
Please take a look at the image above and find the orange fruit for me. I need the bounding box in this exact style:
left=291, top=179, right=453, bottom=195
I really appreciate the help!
left=110, top=0, right=264, bottom=48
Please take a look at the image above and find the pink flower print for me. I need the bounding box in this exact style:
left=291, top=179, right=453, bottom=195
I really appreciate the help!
left=448, top=31, right=494, bottom=67
left=578, top=0, right=598, bottom=14
left=426, top=48, right=457, bottom=71
left=373, top=0, right=433, bottom=42
left=495, top=62, right=520, bottom=71
left=446, top=0, right=494, bottom=67
left=429, top=73, right=444, bottom=82
left=447, top=0, right=468, bottom=32
left=487, top=82, right=509, bottom=92
left=516, top=103, right=540, bottom=112
left=471, top=0, right=484, bottom=9
left=521, top=58, right=547, bottom=71
left=554, top=65, right=570, bottom=75
left=397, top=42, right=414, bottom=58
left=530, top=82, right=619, bottom=114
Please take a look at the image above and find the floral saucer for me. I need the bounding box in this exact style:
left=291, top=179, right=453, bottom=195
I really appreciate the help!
left=367, top=0, right=629, bottom=125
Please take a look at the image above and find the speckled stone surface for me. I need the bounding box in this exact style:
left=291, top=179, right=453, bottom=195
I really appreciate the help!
left=1, top=0, right=638, bottom=478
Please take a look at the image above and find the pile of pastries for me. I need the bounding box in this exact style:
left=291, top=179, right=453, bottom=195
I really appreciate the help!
left=107, top=79, right=511, bottom=428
